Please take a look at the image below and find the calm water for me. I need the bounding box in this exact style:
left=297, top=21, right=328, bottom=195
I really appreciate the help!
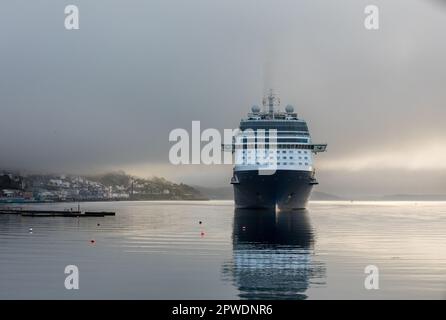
left=0, top=201, right=445, bottom=299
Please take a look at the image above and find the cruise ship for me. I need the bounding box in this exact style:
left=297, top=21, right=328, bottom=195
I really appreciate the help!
left=229, top=90, right=326, bottom=210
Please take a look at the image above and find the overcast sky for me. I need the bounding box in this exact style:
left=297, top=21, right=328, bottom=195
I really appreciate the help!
left=1, top=0, right=446, bottom=196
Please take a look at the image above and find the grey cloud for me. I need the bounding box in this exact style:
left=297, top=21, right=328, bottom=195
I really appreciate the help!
left=1, top=0, right=445, bottom=196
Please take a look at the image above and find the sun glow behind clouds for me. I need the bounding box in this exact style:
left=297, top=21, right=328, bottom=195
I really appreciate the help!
left=319, top=140, right=446, bottom=171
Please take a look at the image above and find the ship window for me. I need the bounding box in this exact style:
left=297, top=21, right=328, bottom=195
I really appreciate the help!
left=283, top=162, right=287, bottom=165
left=283, top=157, right=287, bottom=159
left=274, top=138, right=308, bottom=143
left=305, top=163, right=308, bottom=165
left=282, top=151, right=286, bottom=153
left=299, top=162, right=302, bottom=165
left=304, top=156, right=308, bottom=159
left=289, top=156, right=293, bottom=159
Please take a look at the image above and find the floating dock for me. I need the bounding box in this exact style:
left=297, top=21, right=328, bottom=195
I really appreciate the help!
left=0, top=209, right=115, bottom=217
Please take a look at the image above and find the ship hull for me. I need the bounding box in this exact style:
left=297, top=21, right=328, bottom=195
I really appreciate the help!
left=232, top=170, right=315, bottom=210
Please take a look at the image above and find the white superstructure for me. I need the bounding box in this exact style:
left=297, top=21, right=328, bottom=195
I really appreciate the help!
left=232, top=90, right=324, bottom=172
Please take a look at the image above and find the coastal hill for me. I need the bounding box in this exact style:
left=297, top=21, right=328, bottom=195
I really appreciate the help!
left=378, top=194, right=446, bottom=201
left=1, top=171, right=207, bottom=202
left=89, top=172, right=207, bottom=201
left=0, top=174, right=23, bottom=190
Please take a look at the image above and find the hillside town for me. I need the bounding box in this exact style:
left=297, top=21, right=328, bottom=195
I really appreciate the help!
left=0, top=171, right=206, bottom=203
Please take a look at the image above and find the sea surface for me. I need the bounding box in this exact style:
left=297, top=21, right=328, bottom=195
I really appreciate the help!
left=0, top=201, right=445, bottom=299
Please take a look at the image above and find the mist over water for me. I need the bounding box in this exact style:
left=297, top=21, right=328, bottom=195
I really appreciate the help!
left=1, top=201, right=445, bottom=299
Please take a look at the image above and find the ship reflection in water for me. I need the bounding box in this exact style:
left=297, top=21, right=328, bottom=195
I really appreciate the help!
left=222, top=209, right=326, bottom=299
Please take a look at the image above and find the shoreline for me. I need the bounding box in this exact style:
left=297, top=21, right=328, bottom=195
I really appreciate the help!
left=0, top=198, right=210, bottom=205
left=3, top=199, right=446, bottom=206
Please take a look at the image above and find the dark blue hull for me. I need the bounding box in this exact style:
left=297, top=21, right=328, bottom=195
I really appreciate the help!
left=232, top=170, right=315, bottom=210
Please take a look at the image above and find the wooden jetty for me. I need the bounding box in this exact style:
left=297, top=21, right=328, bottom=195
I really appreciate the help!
left=0, top=208, right=115, bottom=217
